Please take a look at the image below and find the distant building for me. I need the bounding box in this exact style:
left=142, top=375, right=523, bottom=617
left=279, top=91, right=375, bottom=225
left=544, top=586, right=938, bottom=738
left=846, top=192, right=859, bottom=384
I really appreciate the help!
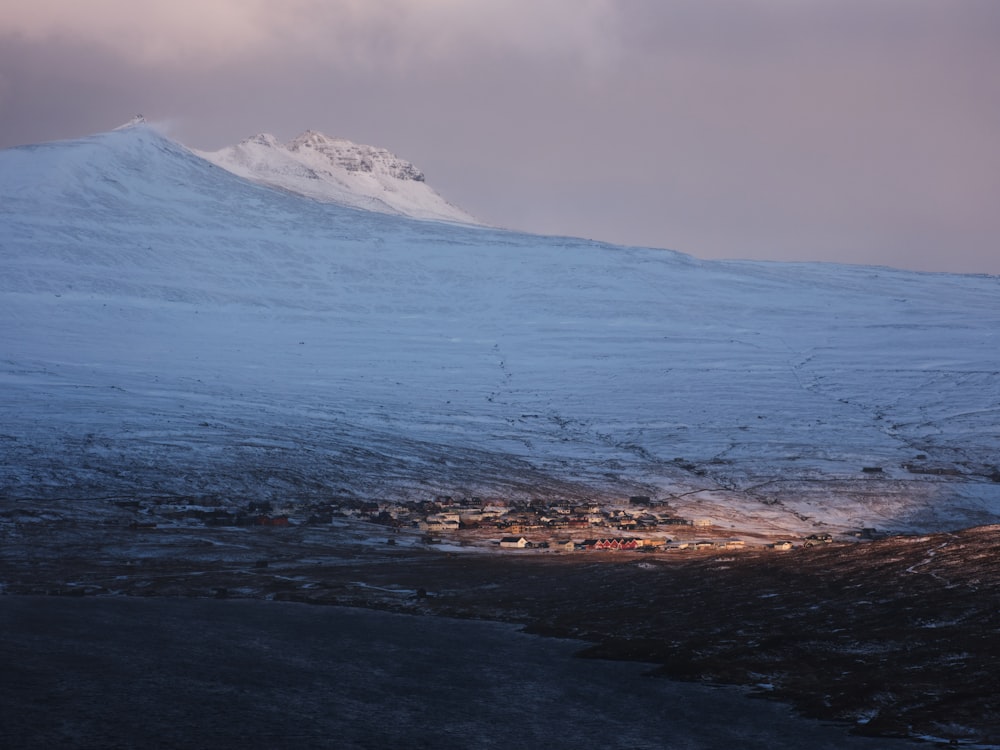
left=804, top=533, right=833, bottom=546
left=499, top=536, right=528, bottom=548
left=583, top=538, right=640, bottom=551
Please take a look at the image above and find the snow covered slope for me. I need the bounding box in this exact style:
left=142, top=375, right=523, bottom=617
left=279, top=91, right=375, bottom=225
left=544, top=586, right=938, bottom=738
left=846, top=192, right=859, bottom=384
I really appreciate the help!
left=197, top=130, right=478, bottom=224
left=2, top=123, right=999, bottom=536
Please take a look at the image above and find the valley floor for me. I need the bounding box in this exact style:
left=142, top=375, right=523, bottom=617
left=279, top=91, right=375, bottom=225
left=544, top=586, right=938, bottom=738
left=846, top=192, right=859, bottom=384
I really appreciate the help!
left=0, top=596, right=916, bottom=750
left=2, top=503, right=998, bottom=746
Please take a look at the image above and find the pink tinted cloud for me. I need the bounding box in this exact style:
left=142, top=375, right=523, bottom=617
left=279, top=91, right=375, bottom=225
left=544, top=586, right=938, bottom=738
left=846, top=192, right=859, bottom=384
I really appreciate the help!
left=1, top=1, right=998, bottom=273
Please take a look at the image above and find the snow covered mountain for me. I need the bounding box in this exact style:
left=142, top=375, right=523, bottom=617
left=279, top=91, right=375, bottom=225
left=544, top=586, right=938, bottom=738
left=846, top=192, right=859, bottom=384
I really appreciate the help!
left=197, top=130, right=478, bottom=224
left=2, top=122, right=999, bottom=537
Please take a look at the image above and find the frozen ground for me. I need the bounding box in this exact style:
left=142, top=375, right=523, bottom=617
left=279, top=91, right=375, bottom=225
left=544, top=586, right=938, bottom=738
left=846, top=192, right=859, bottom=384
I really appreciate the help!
left=0, top=596, right=918, bottom=750
left=1, top=123, right=999, bottom=537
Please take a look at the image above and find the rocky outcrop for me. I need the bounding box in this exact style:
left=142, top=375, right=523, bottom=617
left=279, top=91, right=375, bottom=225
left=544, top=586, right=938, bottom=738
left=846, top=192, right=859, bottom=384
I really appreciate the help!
left=287, top=131, right=425, bottom=181
left=198, top=129, right=477, bottom=223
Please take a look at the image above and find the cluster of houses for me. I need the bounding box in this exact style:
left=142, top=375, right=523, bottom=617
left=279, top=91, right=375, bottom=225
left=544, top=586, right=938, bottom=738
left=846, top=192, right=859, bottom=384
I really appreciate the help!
left=497, top=535, right=801, bottom=553
left=398, top=495, right=694, bottom=535
left=340, top=494, right=753, bottom=552
left=126, top=494, right=840, bottom=552
left=499, top=536, right=646, bottom=551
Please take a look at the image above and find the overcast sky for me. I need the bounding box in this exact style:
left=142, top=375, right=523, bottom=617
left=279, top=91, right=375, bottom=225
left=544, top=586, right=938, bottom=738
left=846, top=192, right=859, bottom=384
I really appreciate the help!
left=2, top=1, right=998, bottom=274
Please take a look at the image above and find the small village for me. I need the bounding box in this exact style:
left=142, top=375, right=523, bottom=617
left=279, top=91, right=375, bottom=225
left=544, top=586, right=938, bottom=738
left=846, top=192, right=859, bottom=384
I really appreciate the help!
left=133, top=493, right=846, bottom=553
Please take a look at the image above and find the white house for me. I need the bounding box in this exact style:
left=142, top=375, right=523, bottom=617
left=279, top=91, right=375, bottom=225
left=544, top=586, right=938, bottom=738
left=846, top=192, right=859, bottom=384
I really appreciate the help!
left=499, top=536, right=528, bottom=548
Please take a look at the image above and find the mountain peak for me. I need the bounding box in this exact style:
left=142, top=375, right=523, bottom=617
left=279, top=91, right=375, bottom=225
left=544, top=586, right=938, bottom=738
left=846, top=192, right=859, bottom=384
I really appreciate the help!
left=241, top=133, right=280, bottom=148
left=288, top=130, right=336, bottom=149
left=286, top=131, right=425, bottom=182
left=114, top=114, right=147, bottom=130
left=197, top=130, right=477, bottom=224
